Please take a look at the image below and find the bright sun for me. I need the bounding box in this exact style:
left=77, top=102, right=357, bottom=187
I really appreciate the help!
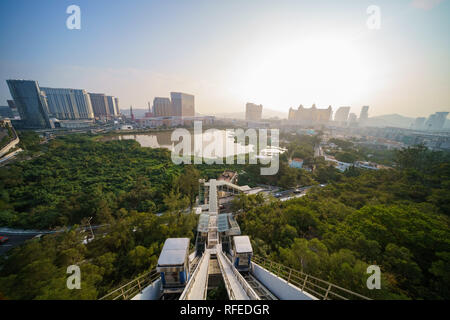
left=231, top=35, right=374, bottom=110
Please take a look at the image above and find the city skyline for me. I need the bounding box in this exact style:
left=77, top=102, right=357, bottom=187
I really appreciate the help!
left=4, top=77, right=449, bottom=131
left=0, top=0, right=449, bottom=118
left=1, top=0, right=450, bottom=306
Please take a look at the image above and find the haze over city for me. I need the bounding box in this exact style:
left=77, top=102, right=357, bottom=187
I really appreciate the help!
left=0, top=0, right=449, bottom=118
left=1, top=0, right=450, bottom=309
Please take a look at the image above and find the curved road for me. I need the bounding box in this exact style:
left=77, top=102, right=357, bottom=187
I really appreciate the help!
left=0, top=225, right=107, bottom=256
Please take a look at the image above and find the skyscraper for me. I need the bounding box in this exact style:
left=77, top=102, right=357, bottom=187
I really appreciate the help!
left=6, top=80, right=51, bottom=128
left=359, top=106, right=369, bottom=124
left=7, top=100, right=15, bottom=109
left=170, top=92, right=195, bottom=117
left=424, top=112, right=449, bottom=131
left=412, top=117, right=426, bottom=130
left=245, top=103, right=263, bottom=121
left=153, top=97, right=173, bottom=117
left=348, top=113, right=358, bottom=124
left=7, top=100, right=20, bottom=119
left=114, top=97, right=120, bottom=114
left=40, top=87, right=94, bottom=119
left=89, top=93, right=110, bottom=118
left=334, top=106, right=351, bottom=123
left=0, top=106, right=13, bottom=119
left=288, top=104, right=332, bottom=124
left=106, top=96, right=118, bottom=117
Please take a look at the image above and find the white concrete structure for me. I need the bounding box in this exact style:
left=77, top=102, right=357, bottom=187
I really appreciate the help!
left=180, top=250, right=211, bottom=300
left=251, top=263, right=317, bottom=300
left=217, top=246, right=259, bottom=300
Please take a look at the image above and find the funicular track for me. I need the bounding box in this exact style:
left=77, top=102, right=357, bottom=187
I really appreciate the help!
left=242, top=273, right=278, bottom=300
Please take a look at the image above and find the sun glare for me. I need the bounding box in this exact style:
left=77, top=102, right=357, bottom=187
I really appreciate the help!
left=233, top=35, right=373, bottom=109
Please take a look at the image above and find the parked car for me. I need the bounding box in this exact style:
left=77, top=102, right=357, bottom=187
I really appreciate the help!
left=0, top=235, right=9, bottom=244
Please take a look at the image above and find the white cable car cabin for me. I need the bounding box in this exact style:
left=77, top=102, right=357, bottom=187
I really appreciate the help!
left=232, top=235, right=253, bottom=272
left=157, top=238, right=191, bottom=293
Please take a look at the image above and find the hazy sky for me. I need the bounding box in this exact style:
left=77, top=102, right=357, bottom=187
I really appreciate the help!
left=0, top=0, right=449, bottom=118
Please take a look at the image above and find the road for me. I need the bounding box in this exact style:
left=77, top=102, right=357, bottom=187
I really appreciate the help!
left=0, top=148, right=23, bottom=166
left=0, top=232, right=37, bottom=256
left=271, top=184, right=327, bottom=202
left=0, top=224, right=107, bottom=256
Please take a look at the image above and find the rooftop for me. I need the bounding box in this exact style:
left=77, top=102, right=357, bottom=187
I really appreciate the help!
left=234, top=236, right=252, bottom=253
left=157, top=238, right=190, bottom=266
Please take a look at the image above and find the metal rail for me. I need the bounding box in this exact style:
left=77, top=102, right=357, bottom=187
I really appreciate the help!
left=179, top=251, right=210, bottom=300
left=243, top=273, right=278, bottom=300
left=252, top=256, right=371, bottom=300
left=99, top=269, right=160, bottom=300
left=216, top=249, right=260, bottom=300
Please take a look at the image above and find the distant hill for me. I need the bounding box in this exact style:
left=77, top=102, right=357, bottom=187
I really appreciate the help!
left=365, top=114, right=415, bottom=128
left=215, top=108, right=288, bottom=120
left=121, top=108, right=289, bottom=120
left=120, top=108, right=148, bottom=117
left=120, top=109, right=450, bottom=130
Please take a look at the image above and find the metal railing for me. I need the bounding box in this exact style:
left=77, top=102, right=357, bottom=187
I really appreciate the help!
left=252, top=256, right=371, bottom=300
left=216, top=250, right=237, bottom=300
left=99, top=269, right=160, bottom=300
left=217, top=249, right=260, bottom=300
left=179, top=251, right=210, bottom=300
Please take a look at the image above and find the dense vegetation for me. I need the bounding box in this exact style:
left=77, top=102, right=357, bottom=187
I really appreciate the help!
left=0, top=210, right=198, bottom=299
left=0, top=122, right=15, bottom=149
left=0, top=134, right=187, bottom=229
left=0, top=131, right=448, bottom=300
left=0, top=133, right=201, bottom=299
left=327, top=137, right=397, bottom=166
left=235, top=145, right=450, bottom=299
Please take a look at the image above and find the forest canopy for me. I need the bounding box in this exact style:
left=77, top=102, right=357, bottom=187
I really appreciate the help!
left=0, top=133, right=448, bottom=300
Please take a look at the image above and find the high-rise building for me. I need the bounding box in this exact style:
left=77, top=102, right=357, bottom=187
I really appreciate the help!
left=288, top=104, right=332, bottom=124
left=424, top=112, right=449, bottom=131
left=359, top=106, right=369, bottom=123
left=89, top=93, right=110, bottom=118
left=434, top=112, right=449, bottom=129
left=153, top=97, right=173, bottom=117
left=7, top=100, right=20, bottom=119
left=6, top=80, right=51, bottom=128
left=114, top=97, right=120, bottom=114
left=0, top=106, right=13, bottom=118
left=7, top=100, right=15, bottom=109
left=106, top=96, right=118, bottom=117
left=170, top=92, right=195, bottom=117
left=40, top=87, right=94, bottom=120
left=348, top=113, right=358, bottom=124
left=334, top=106, right=351, bottom=123
left=245, top=103, right=263, bottom=121
left=412, top=117, right=426, bottom=130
